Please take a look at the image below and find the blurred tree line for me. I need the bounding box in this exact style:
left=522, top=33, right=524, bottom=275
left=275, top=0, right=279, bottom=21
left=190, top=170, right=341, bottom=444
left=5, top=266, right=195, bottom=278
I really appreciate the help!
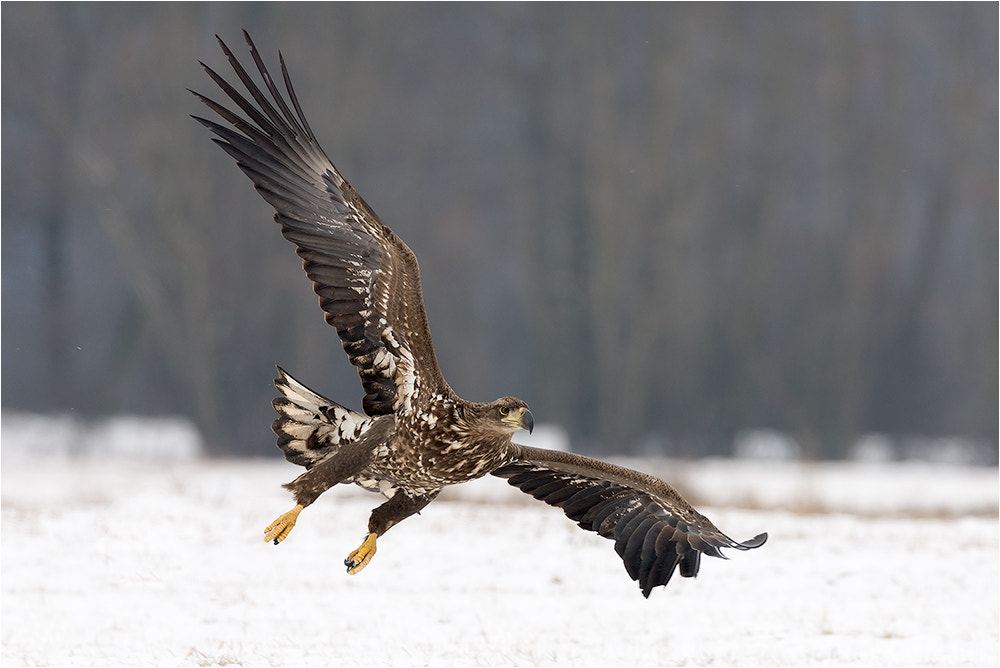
left=2, top=3, right=996, bottom=459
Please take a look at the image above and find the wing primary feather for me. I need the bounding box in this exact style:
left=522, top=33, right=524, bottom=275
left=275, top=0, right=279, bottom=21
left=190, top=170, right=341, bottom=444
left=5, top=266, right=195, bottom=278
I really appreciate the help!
left=242, top=31, right=308, bottom=140
left=279, top=50, right=318, bottom=144
left=194, top=81, right=317, bottom=188
left=199, top=60, right=282, bottom=146
left=240, top=32, right=329, bottom=171
left=215, top=34, right=289, bottom=138
left=738, top=533, right=769, bottom=549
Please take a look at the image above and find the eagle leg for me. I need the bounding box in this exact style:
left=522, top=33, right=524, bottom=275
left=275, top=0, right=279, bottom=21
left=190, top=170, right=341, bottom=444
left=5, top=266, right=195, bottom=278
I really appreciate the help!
left=343, top=489, right=442, bottom=574
left=266, top=433, right=382, bottom=545
left=264, top=504, right=303, bottom=544
left=345, top=532, right=378, bottom=574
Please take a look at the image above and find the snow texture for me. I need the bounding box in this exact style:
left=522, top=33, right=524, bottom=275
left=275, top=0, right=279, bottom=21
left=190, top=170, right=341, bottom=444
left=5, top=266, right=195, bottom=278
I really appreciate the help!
left=1, top=417, right=997, bottom=666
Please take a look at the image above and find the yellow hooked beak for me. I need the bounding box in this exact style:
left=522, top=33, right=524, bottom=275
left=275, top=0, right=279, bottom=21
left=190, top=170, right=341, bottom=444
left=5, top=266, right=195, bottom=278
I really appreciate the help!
left=503, top=407, right=534, bottom=434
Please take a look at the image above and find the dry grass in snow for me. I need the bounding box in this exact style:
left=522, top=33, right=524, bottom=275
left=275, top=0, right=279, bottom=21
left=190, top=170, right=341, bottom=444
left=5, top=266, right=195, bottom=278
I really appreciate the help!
left=2, top=448, right=997, bottom=666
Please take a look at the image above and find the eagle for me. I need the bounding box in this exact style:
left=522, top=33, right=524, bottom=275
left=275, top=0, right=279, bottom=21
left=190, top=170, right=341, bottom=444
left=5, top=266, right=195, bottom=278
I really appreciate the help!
left=192, top=31, right=766, bottom=598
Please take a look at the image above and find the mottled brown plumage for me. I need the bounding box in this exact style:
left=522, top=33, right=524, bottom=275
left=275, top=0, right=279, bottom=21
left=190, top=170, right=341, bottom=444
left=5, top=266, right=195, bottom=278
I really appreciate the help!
left=193, top=31, right=765, bottom=597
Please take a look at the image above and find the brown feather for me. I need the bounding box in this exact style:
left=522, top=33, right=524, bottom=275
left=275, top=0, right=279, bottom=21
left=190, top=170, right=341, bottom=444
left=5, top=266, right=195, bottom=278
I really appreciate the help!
left=193, top=32, right=765, bottom=598
left=192, top=32, right=449, bottom=417
left=494, top=445, right=767, bottom=597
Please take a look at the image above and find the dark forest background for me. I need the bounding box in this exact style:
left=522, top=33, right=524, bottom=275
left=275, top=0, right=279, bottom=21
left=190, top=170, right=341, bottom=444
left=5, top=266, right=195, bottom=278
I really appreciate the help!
left=2, top=3, right=997, bottom=460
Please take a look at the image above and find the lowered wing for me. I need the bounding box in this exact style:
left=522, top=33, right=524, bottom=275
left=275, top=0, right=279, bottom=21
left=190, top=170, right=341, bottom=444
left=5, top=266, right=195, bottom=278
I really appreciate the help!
left=494, top=445, right=767, bottom=597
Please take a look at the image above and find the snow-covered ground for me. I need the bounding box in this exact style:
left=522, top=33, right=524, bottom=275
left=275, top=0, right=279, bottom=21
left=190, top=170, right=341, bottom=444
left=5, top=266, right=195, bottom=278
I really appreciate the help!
left=2, top=417, right=997, bottom=666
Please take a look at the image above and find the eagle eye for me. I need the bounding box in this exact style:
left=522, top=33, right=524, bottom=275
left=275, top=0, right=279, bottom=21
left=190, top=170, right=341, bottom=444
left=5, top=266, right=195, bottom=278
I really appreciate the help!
left=499, top=406, right=510, bottom=417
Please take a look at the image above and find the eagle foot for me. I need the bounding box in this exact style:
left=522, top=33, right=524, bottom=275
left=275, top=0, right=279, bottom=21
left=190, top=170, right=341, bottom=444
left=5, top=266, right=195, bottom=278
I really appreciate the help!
left=264, top=504, right=303, bottom=545
left=345, top=532, right=377, bottom=574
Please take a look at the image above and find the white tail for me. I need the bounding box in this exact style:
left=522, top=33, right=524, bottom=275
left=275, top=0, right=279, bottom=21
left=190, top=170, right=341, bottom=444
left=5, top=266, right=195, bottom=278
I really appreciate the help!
left=271, top=366, right=372, bottom=469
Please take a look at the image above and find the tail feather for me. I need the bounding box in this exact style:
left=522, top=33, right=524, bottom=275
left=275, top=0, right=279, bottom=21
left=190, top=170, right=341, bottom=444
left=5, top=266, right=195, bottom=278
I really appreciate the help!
left=271, top=366, right=372, bottom=469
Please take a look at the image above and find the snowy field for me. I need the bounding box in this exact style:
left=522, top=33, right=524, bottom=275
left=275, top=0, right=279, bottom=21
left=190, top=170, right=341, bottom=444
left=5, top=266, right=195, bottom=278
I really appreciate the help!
left=2, top=416, right=997, bottom=666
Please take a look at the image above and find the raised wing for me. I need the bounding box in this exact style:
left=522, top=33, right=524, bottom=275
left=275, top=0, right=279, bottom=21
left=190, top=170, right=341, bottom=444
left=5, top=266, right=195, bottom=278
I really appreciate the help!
left=191, top=31, right=448, bottom=416
left=493, top=445, right=766, bottom=598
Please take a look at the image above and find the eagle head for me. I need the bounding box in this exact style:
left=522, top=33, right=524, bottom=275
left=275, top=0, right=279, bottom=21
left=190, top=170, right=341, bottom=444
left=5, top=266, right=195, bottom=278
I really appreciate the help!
left=493, top=397, right=534, bottom=435
left=456, top=396, right=533, bottom=437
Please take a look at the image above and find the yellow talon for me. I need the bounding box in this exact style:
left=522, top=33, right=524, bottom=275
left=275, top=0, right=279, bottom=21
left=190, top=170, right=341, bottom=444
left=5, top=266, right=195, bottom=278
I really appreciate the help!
left=345, top=532, right=378, bottom=574
left=264, top=504, right=303, bottom=544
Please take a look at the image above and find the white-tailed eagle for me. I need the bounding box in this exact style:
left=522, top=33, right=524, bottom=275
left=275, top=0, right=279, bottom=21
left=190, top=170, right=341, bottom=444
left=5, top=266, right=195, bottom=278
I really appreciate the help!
left=192, top=32, right=766, bottom=597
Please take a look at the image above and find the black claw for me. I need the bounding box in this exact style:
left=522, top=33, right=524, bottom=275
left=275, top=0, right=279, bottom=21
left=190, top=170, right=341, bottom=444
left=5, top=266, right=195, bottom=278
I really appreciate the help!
left=273, top=539, right=279, bottom=546
left=344, top=558, right=356, bottom=570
